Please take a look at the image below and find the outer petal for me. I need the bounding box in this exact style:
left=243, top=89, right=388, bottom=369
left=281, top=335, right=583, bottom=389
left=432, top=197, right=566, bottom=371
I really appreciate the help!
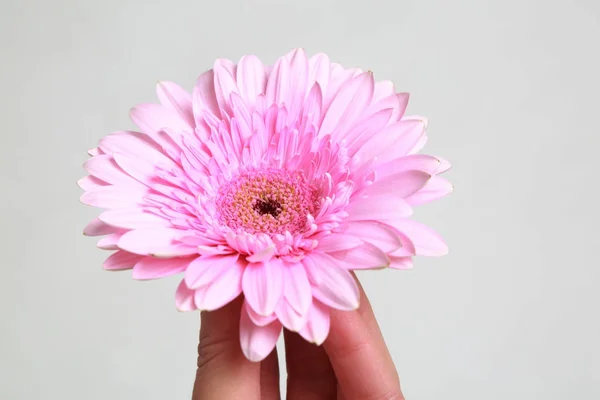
left=156, top=81, right=194, bottom=127
left=244, top=301, right=277, bottom=327
left=130, top=103, right=192, bottom=139
left=316, top=233, right=363, bottom=253
left=389, top=256, right=414, bottom=270
left=175, top=279, right=197, bottom=312
left=388, top=219, right=449, bottom=256
left=80, top=185, right=147, bottom=209
left=309, top=253, right=360, bottom=311
left=99, top=208, right=171, bottom=230
left=132, top=257, right=192, bottom=280
left=118, top=228, right=198, bottom=257
left=184, top=253, right=240, bottom=289
left=344, top=221, right=402, bottom=253
left=195, top=258, right=245, bottom=311
left=103, top=250, right=143, bottom=271
left=346, top=196, right=413, bottom=221
left=283, top=263, right=312, bottom=315
left=405, top=176, right=454, bottom=206
left=240, top=310, right=282, bottom=362
left=298, top=300, right=331, bottom=345
left=236, top=55, right=267, bottom=106
left=275, top=300, right=308, bottom=332
left=329, top=242, right=390, bottom=270
left=242, top=259, right=284, bottom=316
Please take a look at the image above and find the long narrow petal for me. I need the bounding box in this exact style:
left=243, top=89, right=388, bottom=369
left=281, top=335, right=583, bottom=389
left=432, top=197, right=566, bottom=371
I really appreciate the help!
left=388, top=219, right=449, bottom=256
left=118, top=228, right=197, bottom=257
left=130, top=103, right=192, bottom=139
left=175, top=279, right=197, bottom=312
left=242, top=259, right=284, bottom=316
left=346, top=196, right=413, bottom=221
left=283, top=263, right=312, bottom=315
left=344, top=221, right=402, bottom=253
left=239, top=310, right=282, bottom=362
left=236, top=55, right=267, bottom=105
left=132, top=257, right=192, bottom=280
left=156, top=81, right=194, bottom=127
left=363, top=170, right=431, bottom=201
left=309, top=253, right=360, bottom=311
left=406, top=176, right=454, bottom=206
left=244, top=301, right=277, bottom=327
left=184, top=253, right=240, bottom=289
left=329, top=243, right=390, bottom=270
left=103, top=250, right=143, bottom=271
left=99, top=208, right=171, bottom=230
left=316, top=234, right=363, bottom=252
left=275, top=300, right=309, bottom=332
left=298, top=300, right=331, bottom=345
left=195, top=258, right=244, bottom=311
left=80, top=185, right=147, bottom=209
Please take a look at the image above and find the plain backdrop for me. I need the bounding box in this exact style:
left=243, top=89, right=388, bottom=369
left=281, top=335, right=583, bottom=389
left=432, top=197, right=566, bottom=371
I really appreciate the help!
left=1, top=0, right=599, bottom=399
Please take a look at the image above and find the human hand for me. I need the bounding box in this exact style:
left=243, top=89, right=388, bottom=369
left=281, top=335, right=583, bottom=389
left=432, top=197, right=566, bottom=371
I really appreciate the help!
left=191, top=279, right=404, bottom=400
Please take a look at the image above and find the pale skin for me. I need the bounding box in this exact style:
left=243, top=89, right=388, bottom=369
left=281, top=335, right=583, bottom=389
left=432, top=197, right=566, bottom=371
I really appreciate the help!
left=192, top=278, right=404, bottom=400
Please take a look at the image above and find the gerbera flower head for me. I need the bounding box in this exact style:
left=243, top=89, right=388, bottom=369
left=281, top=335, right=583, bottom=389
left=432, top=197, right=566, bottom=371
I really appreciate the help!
left=80, top=49, right=452, bottom=361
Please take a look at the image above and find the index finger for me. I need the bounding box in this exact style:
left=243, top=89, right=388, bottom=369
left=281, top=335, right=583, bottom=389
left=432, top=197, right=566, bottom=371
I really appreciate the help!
left=323, top=277, right=404, bottom=400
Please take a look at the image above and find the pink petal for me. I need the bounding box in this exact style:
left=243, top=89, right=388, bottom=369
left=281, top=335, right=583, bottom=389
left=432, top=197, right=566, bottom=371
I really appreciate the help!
left=320, top=72, right=375, bottom=140
left=376, top=155, right=442, bottom=180
left=97, top=234, right=120, bottom=250
left=406, top=176, right=454, bottom=206
left=308, top=53, right=331, bottom=92
left=103, top=250, right=143, bottom=271
left=156, top=81, right=194, bottom=127
left=346, top=196, right=413, bottom=221
left=80, top=185, right=147, bottom=209
left=388, top=219, right=449, bottom=256
left=213, top=59, right=240, bottom=116
left=308, top=253, right=360, bottom=311
left=184, top=253, right=240, bottom=289
left=436, top=157, right=452, bottom=173
left=344, top=221, right=402, bottom=252
left=265, top=55, right=291, bottom=107
left=83, top=218, right=122, bottom=236
left=99, top=131, right=174, bottom=168
left=389, top=256, right=413, bottom=270
left=275, top=300, right=308, bottom=332
left=112, top=153, right=155, bottom=187
left=301, top=256, right=322, bottom=286
left=132, top=257, right=191, bottom=280
left=175, top=279, right=197, bottom=312
left=99, top=208, right=171, bottom=230
left=386, top=229, right=416, bottom=257
left=242, top=259, right=284, bottom=316
left=244, top=301, right=277, bottom=327
left=239, top=310, right=282, bottom=362
left=316, top=233, right=363, bottom=252
left=195, top=258, right=244, bottom=311
left=364, top=170, right=431, bottom=200
left=357, top=118, right=426, bottom=165
left=118, top=228, right=197, bottom=257
left=130, top=103, right=192, bottom=139
left=77, top=176, right=107, bottom=191
left=329, top=242, right=390, bottom=270
left=192, top=69, right=220, bottom=122
left=84, top=155, right=142, bottom=187
left=283, top=263, right=312, bottom=315
left=298, top=300, right=330, bottom=345
left=236, top=55, right=267, bottom=105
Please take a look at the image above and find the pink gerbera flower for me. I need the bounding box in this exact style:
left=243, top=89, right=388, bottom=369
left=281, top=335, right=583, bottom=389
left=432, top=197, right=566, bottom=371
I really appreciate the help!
left=80, top=49, right=452, bottom=361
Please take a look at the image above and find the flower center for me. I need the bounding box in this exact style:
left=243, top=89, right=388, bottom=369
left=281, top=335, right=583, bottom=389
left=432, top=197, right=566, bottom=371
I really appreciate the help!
left=216, top=169, right=317, bottom=235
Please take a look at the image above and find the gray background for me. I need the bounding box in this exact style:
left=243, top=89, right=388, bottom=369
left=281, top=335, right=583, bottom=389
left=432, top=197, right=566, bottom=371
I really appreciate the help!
left=1, top=0, right=599, bottom=398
